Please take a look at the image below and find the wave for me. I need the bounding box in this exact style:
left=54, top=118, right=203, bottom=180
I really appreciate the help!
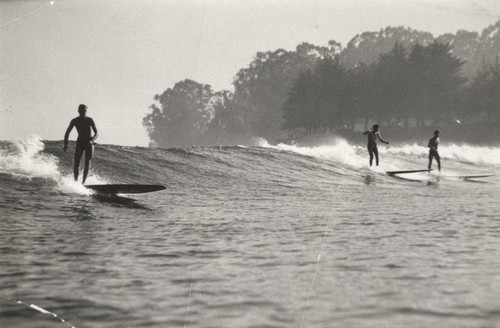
left=0, top=135, right=498, bottom=196
left=270, top=138, right=500, bottom=168
left=0, top=135, right=100, bottom=195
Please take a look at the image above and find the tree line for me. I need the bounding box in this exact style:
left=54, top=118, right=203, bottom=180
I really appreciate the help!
left=143, top=42, right=500, bottom=147
left=283, top=41, right=468, bottom=134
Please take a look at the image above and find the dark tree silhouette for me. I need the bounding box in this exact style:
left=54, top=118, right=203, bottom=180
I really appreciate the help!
left=143, top=79, right=214, bottom=147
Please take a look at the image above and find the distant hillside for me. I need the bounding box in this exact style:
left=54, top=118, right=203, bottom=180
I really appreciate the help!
left=339, top=20, right=500, bottom=78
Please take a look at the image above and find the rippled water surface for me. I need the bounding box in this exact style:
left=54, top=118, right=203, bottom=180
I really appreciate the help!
left=1, top=138, right=500, bottom=328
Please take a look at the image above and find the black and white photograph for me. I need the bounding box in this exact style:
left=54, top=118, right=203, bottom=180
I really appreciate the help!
left=1, top=0, right=500, bottom=327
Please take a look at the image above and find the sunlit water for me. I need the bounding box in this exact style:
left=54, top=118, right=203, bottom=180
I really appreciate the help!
left=1, top=136, right=499, bottom=328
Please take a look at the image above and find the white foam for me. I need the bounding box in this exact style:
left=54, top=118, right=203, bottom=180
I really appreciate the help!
left=0, top=135, right=59, bottom=177
left=0, top=135, right=105, bottom=195
left=441, top=144, right=500, bottom=166
left=260, top=137, right=500, bottom=171
left=386, top=143, right=500, bottom=166
left=386, top=143, right=428, bottom=156
left=273, top=137, right=368, bottom=168
left=251, top=137, right=272, bottom=147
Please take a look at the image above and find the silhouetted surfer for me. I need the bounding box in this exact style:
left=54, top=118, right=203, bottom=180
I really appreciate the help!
left=363, top=124, right=389, bottom=166
left=64, top=104, right=98, bottom=184
left=428, top=130, right=441, bottom=172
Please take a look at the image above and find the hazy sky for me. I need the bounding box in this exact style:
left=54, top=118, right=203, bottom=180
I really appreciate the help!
left=1, top=0, right=499, bottom=146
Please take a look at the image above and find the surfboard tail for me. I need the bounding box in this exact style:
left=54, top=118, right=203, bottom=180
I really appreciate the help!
left=386, top=169, right=432, bottom=175
left=85, top=184, right=166, bottom=194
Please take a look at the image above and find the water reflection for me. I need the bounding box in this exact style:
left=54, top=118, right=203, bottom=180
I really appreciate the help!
left=91, top=194, right=151, bottom=209
left=72, top=201, right=96, bottom=220
left=363, top=174, right=376, bottom=185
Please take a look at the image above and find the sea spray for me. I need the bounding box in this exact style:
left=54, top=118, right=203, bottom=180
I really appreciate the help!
left=380, top=142, right=500, bottom=166
left=263, top=138, right=500, bottom=170
left=275, top=137, right=367, bottom=168
left=441, top=144, right=500, bottom=166
left=0, top=135, right=59, bottom=177
left=0, top=135, right=105, bottom=194
left=272, top=137, right=422, bottom=172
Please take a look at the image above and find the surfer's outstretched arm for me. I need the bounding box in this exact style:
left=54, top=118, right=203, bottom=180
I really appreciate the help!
left=378, top=134, right=389, bottom=144
left=63, top=120, right=75, bottom=152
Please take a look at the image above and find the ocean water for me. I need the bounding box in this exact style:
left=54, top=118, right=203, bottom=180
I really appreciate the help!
left=1, top=135, right=500, bottom=328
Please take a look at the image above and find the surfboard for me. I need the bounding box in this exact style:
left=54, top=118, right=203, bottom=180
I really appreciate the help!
left=85, top=184, right=166, bottom=194
left=446, top=174, right=494, bottom=180
left=386, top=169, right=432, bottom=176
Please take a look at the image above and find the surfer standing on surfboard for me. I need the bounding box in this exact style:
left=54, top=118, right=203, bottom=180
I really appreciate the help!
left=428, top=130, right=441, bottom=172
left=64, top=104, right=98, bottom=184
left=363, top=124, right=389, bottom=166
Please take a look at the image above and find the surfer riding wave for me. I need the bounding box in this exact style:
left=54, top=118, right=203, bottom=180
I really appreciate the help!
left=64, top=104, right=98, bottom=184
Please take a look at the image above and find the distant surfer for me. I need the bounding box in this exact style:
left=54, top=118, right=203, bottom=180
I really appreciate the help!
left=363, top=124, right=389, bottom=166
left=428, top=130, right=441, bottom=172
left=64, top=104, right=98, bottom=184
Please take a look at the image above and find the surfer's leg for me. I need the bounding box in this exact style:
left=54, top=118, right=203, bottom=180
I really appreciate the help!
left=435, top=152, right=441, bottom=172
left=374, top=146, right=379, bottom=166
left=428, top=151, right=433, bottom=169
left=82, top=143, right=94, bottom=184
left=368, top=147, right=374, bottom=166
left=74, top=144, right=84, bottom=181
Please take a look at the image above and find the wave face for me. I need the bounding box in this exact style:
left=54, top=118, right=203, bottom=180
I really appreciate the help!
left=1, top=135, right=500, bottom=328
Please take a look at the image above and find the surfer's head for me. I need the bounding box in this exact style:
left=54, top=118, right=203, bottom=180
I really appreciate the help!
left=372, top=124, right=379, bottom=131
left=78, top=104, right=87, bottom=116
left=434, top=130, right=439, bottom=136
